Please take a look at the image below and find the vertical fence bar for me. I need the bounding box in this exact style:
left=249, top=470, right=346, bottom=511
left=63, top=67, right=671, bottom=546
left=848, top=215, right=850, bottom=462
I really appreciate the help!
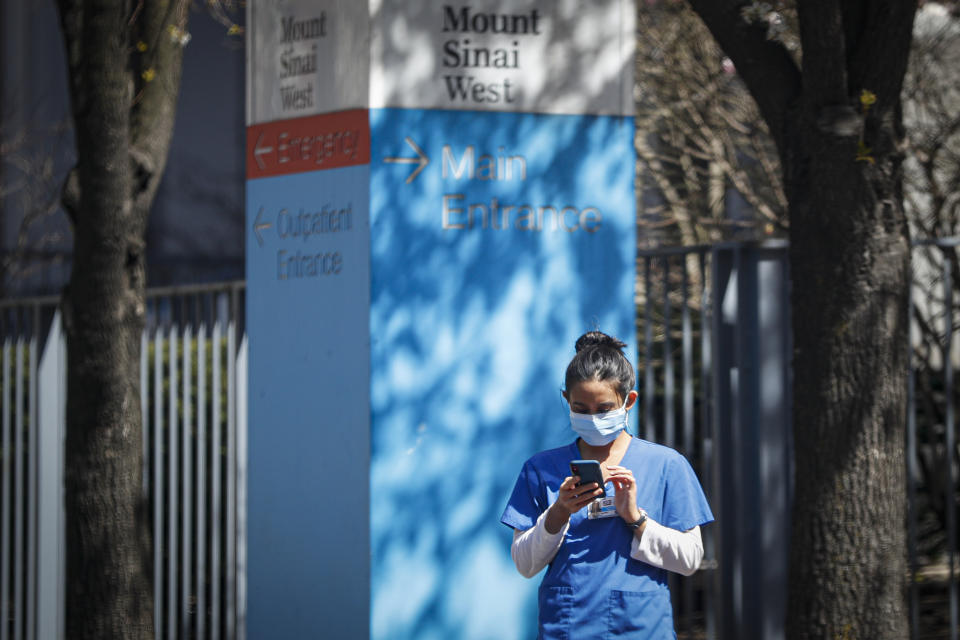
left=944, top=252, right=958, bottom=640
left=661, top=257, right=678, bottom=626
left=182, top=301, right=194, bottom=640
left=168, top=309, right=179, bottom=640
left=731, top=247, right=745, bottom=638
left=197, top=295, right=208, bottom=640
left=700, top=249, right=715, bottom=640
left=14, top=323, right=24, bottom=640
left=211, top=306, right=222, bottom=640
left=681, top=259, right=694, bottom=634
left=663, top=258, right=674, bottom=449
left=236, top=333, right=248, bottom=640
left=706, top=248, right=720, bottom=640
left=36, top=310, right=65, bottom=640
left=682, top=262, right=694, bottom=461
left=57, top=329, right=67, bottom=640
left=644, top=256, right=655, bottom=440
left=226, top=288, right=238, bottom=639
left=2, top=333, right=11, bottom=640
left=26, top=307, right=38, bottom=640
left=153, top=301, right=164, bottom=640
left=907, top=261, right=919, bottom=639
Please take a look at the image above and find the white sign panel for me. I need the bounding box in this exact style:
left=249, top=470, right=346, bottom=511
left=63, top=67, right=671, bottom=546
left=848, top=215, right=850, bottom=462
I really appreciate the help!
left=247, top=0, right=370, bottom=125
left=371, top=0, right=634, bottom=116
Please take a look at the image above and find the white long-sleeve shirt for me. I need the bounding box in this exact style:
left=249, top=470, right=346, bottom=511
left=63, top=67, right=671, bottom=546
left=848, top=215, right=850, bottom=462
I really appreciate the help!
left=511, top=508, right=704, bottom=578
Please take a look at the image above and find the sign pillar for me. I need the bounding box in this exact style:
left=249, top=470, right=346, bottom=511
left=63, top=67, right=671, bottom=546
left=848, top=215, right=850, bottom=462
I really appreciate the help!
left=246, top=2, right=371, bottom=638
left=246, top=2, right=635, bottom=638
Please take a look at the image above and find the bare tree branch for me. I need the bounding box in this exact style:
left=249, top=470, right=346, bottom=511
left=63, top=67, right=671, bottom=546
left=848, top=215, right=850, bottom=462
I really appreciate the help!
left=685, top=0, right=801, bottom=157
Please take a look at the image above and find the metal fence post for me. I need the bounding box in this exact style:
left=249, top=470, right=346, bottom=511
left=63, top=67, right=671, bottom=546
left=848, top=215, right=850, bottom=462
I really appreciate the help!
left=2, top=330, right=12, bottom=640
left=37, top=311, right=66, bottom=640
left=943, top=250, right=958, bottom=640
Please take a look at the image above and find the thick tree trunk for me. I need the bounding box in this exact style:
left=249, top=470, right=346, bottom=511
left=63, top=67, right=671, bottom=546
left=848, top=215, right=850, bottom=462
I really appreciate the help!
left=56, top=0, right=188, bottom=636
left=784, top=99, right=910, bottom=639
left=63, top=237, right=151, bottom=640
left=683, top=3, right=918, bottom=636
left=61, top=2, right=152, bottom=638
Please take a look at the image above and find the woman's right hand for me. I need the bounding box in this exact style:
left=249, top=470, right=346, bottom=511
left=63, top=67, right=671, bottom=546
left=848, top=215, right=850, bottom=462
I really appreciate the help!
left=558, top=475, right=604, bottom=513
left=545, top=475, right=601, bottom=534
left=545, top=476, right=601, bottom=529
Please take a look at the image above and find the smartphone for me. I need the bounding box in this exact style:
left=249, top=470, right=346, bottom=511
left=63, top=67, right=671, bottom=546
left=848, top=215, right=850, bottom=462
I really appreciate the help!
left=569, top=460, right=606, bottom=497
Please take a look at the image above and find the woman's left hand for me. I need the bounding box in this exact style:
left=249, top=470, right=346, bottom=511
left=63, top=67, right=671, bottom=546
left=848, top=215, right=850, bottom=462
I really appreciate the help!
left=606, top=464, right=642, bottom=523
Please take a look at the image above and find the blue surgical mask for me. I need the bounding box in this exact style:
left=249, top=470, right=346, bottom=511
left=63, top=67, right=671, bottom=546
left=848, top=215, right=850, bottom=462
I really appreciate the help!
left=569, top=401, right=628, bottom=446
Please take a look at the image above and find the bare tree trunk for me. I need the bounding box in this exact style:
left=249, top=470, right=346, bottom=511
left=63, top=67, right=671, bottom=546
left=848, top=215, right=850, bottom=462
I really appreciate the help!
left=685, top=1, right=918, bottom=637
left=55, top=1, right=188, bottom=636
left=785, top=100, right=910, bottom=640
left=61, top=2, right=151, bottom=637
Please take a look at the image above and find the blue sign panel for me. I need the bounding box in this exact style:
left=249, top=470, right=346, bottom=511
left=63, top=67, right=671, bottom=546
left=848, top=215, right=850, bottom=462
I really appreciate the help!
left=246, top=164, right=371, bottom=639
left=368, top=108, right=635, bottom=639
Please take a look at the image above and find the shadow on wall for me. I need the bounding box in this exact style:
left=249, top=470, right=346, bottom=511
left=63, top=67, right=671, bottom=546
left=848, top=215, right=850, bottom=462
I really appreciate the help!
left=372, top=0, right=632, bottom=116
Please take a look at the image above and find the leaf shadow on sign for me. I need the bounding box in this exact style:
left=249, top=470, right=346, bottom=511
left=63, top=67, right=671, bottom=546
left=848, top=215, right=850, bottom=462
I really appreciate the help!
left=371, top=0, right=633, bottom=117
left=367, top=105, right=636, bottom=640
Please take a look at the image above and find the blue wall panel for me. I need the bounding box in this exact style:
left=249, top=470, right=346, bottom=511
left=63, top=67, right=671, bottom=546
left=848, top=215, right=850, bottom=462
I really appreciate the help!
left=369, top=108, right=636, bottom=639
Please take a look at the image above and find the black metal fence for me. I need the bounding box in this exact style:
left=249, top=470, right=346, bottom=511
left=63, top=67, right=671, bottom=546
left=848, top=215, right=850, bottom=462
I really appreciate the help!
left=640, top=239, right=958, bottom=640
left=638, top=242, right=792, bottom=639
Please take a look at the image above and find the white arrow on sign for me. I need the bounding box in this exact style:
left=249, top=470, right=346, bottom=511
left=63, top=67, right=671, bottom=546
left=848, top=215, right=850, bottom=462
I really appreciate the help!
left=253, top=207, right=271, bottom=247
left=384, top=137, right=429, bottom=184
left=253, top=130, right=273, bottom=171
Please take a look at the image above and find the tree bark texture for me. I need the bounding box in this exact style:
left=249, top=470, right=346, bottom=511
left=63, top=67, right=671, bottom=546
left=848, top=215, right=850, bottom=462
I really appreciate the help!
left=685, top=1, right=918, bottom=638
left=55, top=1, right=188, bottom=637
left=786, top=103, right=911, bottom=640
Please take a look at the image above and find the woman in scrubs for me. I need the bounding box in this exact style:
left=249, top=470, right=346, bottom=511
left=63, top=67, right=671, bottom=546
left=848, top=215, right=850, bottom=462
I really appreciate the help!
left=501, top=331, right=713, bottom=639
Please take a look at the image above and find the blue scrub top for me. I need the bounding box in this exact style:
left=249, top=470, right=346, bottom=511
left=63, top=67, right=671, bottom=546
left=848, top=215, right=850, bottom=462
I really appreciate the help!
left=500, top=436, right=714, bottom=640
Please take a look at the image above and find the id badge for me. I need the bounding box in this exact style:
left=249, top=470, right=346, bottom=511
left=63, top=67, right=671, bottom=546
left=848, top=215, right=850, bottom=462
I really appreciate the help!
left=587, top=496, right=619, bottom=519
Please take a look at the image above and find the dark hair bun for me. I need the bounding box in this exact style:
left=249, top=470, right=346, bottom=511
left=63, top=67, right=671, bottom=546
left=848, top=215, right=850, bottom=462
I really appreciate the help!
left=566, top=330, right=635, bottom=398
left=575, top=331, right=627, bottom=353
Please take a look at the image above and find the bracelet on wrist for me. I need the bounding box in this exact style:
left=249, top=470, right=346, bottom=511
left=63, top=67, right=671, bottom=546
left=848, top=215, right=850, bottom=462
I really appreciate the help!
left=626, top=509, right=647, bottom=530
